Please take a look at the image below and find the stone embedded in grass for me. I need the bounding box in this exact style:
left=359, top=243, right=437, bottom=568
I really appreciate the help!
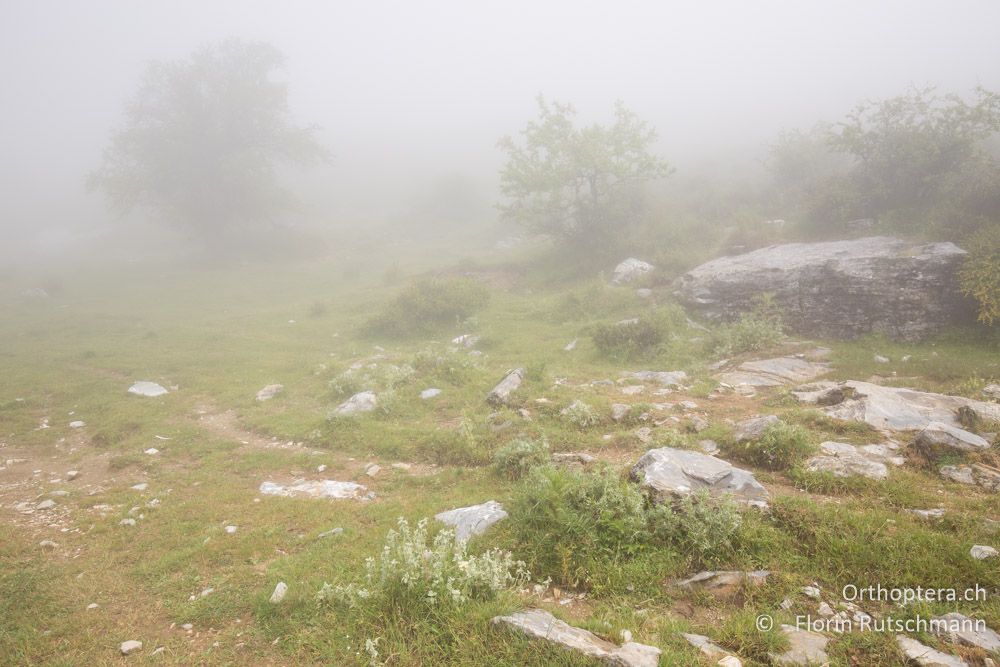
left=420, top=387, right=441, bottom=399
left=895, top=635, right=967, bottom=667
left=492, top=608, right=660, bottom=667
left=258, top=479, right=373, bottom=501
left=36, top=499, right=56, bottom=510
left=874, top=354, right=890, bottom=364
left=630, top=447, right=770, bottom=508
left=451, top=334, right=479, bottom=348
left=769, top=624, right=829, bottom=666
left=255, top=384, right=284, bottom=401
left=970, top=545, right=997, bottom=560
left=672, top=570, right=770, bottom=600
left=623, top=370, right=687, bottom=387
left=120, top=518, right=136, bottom=527
left=563, top=339, right=577, bottom=351
left=984, top=384, right=1000, bottom=400
left=915, top=422, right=990, bottom=453
left=718, top=356, right=830, bottom=388
left=86, top=602, right=98, bottom=610
left=733, top=415, right=780, bottom=443
left=331, top=390, right=377, bottom=416
left=66, top=470, right=79, bottom=480
left=69, top=420, right=86, bottom=428
left=269, top=581, right=287, bottom=604
left=804, top=441, right=891, bottom=481
left=39, top=540, right=58, bottom=549
left=120, top=640, right=142, bottom=655
left=127, top=381, right=169, bottom=398
left=144, top=448, right=159, bottom=455
left=131, top=483, right=148, bottom=491
left=610, top=257, right=655, bottom=285
left=931, top=612, right=1000, bottom=653
left=486, top=368, right=524, bottom=406
left=611, top=403, right=631, bottom=422
left=224, top=525, right=237, bottom=534
left=318, top=527, right=343, bottom=538
left=434, top=500, right=507, bottom=541
left=940, top=464, right=1000, bottom=491
left=909, top=508, right=946, bottom=519
left=364, top=463, right=381, bottom=477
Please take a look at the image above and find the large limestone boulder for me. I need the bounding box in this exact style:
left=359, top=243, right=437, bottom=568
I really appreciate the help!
left=492, top=608, right=660, bottom=667
left=676, top=237, right=973, bottom=341
left=630, top=447, right=769, bottom=508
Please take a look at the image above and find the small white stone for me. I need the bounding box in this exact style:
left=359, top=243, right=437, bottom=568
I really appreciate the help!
left=120, top=518, right=136, bottom=527
left=971, top=545, right=998, bottom=560
left=131, top=483, right=148, bottom=491
left=87, top=603, right=98, bottom=610
left=364, top=463, right=380, bottom=477
left=66, top=470, right=80, bottom=480
left=182, top=623, right=193, bottom=631
left=224, top=525, right=237, bottom=534
left=120, top=640, right=142, bottom=655
left=316, top=464, right=327, bottom=473
left=144, top=448, right=159, bottom=455
left=269, top=581, right=288, bottom=604
left=36, top=499, right=56, bottom=510
left=69, top=420, right=86, bottom=428
left=874, top=354, right=890, bottom=363
left=39, top=540, right=58, bottom=549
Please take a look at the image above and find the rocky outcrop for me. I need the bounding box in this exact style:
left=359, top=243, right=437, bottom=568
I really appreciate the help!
left=630, top=447, right=770, bottom=508
left=492, top=609, right=660, bottom=667
left=676, top=237, right=973, bottom=341
left=804, top=441, right=902, bottom=481
left=718, top=357, right=830, bottom=388
left=128, top=381, right=169, bottom=397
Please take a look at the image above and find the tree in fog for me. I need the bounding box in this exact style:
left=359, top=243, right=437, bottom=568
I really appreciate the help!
left=89, top=39, right=327, bottom=250
left=498, top=97, right=670, bottom=256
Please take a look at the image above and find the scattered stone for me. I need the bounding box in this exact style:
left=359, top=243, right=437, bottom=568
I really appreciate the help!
left=673, top=570, right=771, bottom=600
left=87, top=603, right=98, bottom=610
left=66, top=470, right=79, bottom=480
left=120, top=518, right=136, bottom=527
left=792, top=381, right=1000, bottom=432
left=621, top=385, right=644, bottom=396
left=874, top=354, right=890, bottom=364
left=144, top=448, right=159, bottom=455
left=151, top=647, right=164, bottom=656
left=611, top=258, right=655, bottom=285
left=332, top=391, right=378, bottom=416
left=896, top=635, right=968, bottom=667
left=131, top=483, right=148, bottom=491
left=128, top=381, right=169, bottom=397
left=39, top=540, right=58, bottom=549
left=915, top=422, right=990, bottom=453
left=316, top=464, right=327, bottom=473
left=435, top=500, right=507, bottom=541
left=681, top=633, right=733, bottom=662
left=909, top=508, right=946, bottom=519
left=931, top=613, right=1000, bottom=653
left=451, top=334, right=479, bottom=348
left=255, top=384, right=284, bottom=401
left=318, top=527, right=344, bottom=538
left=971, top=545, right=998, bottom=560
left=802, top=585, right=821, bottom=600
left=631, top=447, right=770, bottom=508
left=36, top=499, right=56, bottom=510
left=770, top=624, right=829, bottom=666
left=675, top=236, right=973, bottom=341
left=804, top=441, right=890, bottom=481
left=120, top=640, right=143, bottom=655
left=718, top=357, right=830, bottom=388
left=391, top=462, right=412, bottom=471
left=69, top=420, right=86, bottom=429
left=984, top=384, right=1000, bottom=400
left=733, top=415, right=779, bottom=443
left=487, top=368, right=525, bottom=406
left=224, top=525, right=237, bottom=534
left=563, top=339, right=577, bottom=351
left=269, top=582, right=288, bottom=604
left=259, top=480, right=372, bottom=501
left=364, top=463, right=381, bottom=477
left=686, top=414, right=709, bottom=432
left=624, top=370, right=687, bottom=387
left=636, top=288, right=653, bottom=298
left=634, top=427, right=653, bottom=444
left=551, top=452, right=596, bottom=468
left=492, top=608, right=660, bottom=667
left=940, top=464, right=1000, bottom=491
left=698, top=439, right=720, bottom=455
left=611, top=403, right=631, bottom=422
left=420, top=387, right=442, bottom=399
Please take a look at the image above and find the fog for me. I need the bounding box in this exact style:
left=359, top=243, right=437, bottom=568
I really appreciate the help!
left=2, top=0, right=1000, bottom=265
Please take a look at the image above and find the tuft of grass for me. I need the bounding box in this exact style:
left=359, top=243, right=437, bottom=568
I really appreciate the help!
left=724, top=420, right=815, bottom=471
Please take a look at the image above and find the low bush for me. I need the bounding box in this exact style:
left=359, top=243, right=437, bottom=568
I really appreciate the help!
left=727, top=421, right=814, bottom=471
left=710, top=295, right=784, bottom=356
left=559, top=400, right=600, bottom=428
left=591, top=318, right=666, bottom=361
left=365, top=277, right=490, bottom=337
left=959, top=225, right=1000, bottom=326
left=491, top=437, right=550, bottom=480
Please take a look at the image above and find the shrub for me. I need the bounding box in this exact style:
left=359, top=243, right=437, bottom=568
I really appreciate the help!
left=410, top=345, right=482, bottom=386
left=329, top=363, right=415, bottom=398
left=729, top=421, right=814, bottom=470
left=648, top=490, right=742, bottom=557
left=710, top=294, right=784, bottom=356
left=492, top=437, right=550, bottom=479
left=317, top=517, right=528, bottom=609
left=559, top=400, right=600, bottom=428
left=591, top=318, right=666, bottom=361
left=365, top=277, right=490, bottom=337
left=959, top=226, right=1000, bottom=326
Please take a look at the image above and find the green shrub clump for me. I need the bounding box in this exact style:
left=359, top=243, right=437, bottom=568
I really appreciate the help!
left=730, top=421, right=814, bottom=470
left=365, top=277, right=490, bottom=337
left=710, top=295, right=784, bottom=356
left=508, top=467, right=741, bottom=587
left=491, top=437, right=550, bottom=479
left=591, top=317, right=667, bottom=361
left=959, top=226, right=1000, bottom=326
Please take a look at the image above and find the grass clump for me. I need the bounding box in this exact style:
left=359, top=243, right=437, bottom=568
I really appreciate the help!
left=365, top=277, right=490, bottom=337
left=507, top=467, right=742, bottom=588
left=710, top=295, right=784, bottom=356
left=559, top=400, right=600, bottom=428
left=590, top=307, right=684, bottom=361
left=727, top=421, right=814, bottom=471
left=491, top=437, right=550, bottom=480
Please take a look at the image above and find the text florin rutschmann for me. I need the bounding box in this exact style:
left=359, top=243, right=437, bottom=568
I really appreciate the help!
left=796, top=614, right=987, bottom=635
left=842, top=584, right=987, bottom=605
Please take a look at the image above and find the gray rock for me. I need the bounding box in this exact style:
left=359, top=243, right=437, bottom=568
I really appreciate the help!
left=269, top=581, right=287, bottom=604
left=681, top=633, right=733, bottom=661
left=673, top=570, right=771, bottom=600
left=630, top=447, right=770, bottom=508
left=332, top=390, right=377, bottom=416
left=931, top=613, right=1000, bottom=653
left=120, top=640, right=143, bottom=655
left=719, top=357, right=830, bottom=388
left=915, top=422, right=990, bottom=453
left=733, top=415, right=779, bottom=443
left=255, top=384, right=284, bottom=401
left=128, top=381, right=169, bottom=397
left=66, top=470, right=79, bottom=480
left=698, top=439, right=720, bottom=455
left=804, top=441, right=890, bottom=481
left=36, top=499, right=56, bottom=510
left=874, top=354, right=891, bottom=364
left=69, top=420, right=86, bottom=428
left=487, top=368, right=525, bottom=406
left=318, top=527, right=344, bottom=538
left=492, top=608, right=660, bottom=667
left=259, top=479, right=372, bottom=500
left=984, top=384, right=1000, bottom=401
left=676, top=236, right=974, bottom=341
left=564, top=339, right=578, bottom=351
left=624, top=370, right=687, bottom=387
left=420, top=387, right=442, bottom=399
left=611, top=258, right=655, bottom=285
left=451, top=334, right=479, bottom=348
left=611, top=403, right=631, bottom=422
left=552, top=452, right=597, bottom=466
left=770, top=624, right=829, bottom=665
left=940, top=464, right=1000, bottom=491
left=793, top=380, right=1000, bottom=432
left=896, top=635, right=968, bottom=667
left=909, top=508, right=946, bottom=519
left=435, top=500, right=507, bottom=541
left=39, top=540, right=58, bottom=549
left=971, top=545, right=998, bottom=560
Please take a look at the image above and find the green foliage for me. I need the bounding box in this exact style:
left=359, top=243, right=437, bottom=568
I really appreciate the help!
left=498, top=96, right=671, bottom=257
left=365, top=277, right=490, bottom=337
left=507, top=467, right=741, bottom=587
left=710, top=295, right=784, bottom=356
left=959, top=225, right=1000, bottom=325
left=591, top=305, right=686, bottom=361
left=491, top=437, right=550, bottom=480
left=317, top=517, right=529, bottom=610
left=559, top=400, right=600, bottom=429
left=729, top=421, right=814, bottom=471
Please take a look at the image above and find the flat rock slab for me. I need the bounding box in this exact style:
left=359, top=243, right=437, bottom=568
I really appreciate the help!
left=128, top=381, right=169, bottom=398
left=733, top=415, right=779, bottom=443
left=256, top=384, right=284, bottom=401
left=896, top=635, right=968, bottom=667
left=673, top=570, right=770, bottom=600
left=630, top=447, right=769, bottom=508
left=940, top=464, right=1000, bottom=491
left=805, top=441, right=895, bottom=481
left=259, top=480, right=372, bottom=500
left=915, top=422, right=990, bottom=453
left=718, top=357, right=830, bottom=388
left=931, top=613, right=1000, bottom=653
left=793, top=380, right=1000, bottom=432
left=492, top=608, right=660, bottom=667
left=435, top=500, right=507, bottom=541
left=676, top=236, right=973, bottom=341
left=333, top=391, right=377, bottom=416
left=623, top=370, right=687, bottom=387
left=770, top=625, right=829, bottom=665
left=487, top=368, right=525, bottom=406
